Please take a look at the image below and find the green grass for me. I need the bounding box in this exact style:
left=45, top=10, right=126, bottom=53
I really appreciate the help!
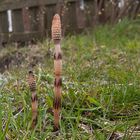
left=0, top=19, right=140, bottom=139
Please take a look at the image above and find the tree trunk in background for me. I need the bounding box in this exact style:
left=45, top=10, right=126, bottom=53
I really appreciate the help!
left=76, top=0, right=86, bottom=30
left=56, top=0, right=67, bottom=36
left=93, top=0, right=99, bottom=26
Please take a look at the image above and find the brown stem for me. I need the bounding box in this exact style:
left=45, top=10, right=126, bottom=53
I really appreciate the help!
left=52, top=14, right=62, bottom=131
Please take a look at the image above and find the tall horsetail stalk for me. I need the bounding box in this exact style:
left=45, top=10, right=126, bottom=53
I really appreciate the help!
left=28, top=71, right=38, bottom=128
left=51, top=14, right=62, bottom=131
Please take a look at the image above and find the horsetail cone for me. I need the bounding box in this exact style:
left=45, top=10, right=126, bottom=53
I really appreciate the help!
left=28, top=71, right=36, bottom=92
left=52, top=14, right=61, bottom=41
left=52, top=14, right=62, bottom=130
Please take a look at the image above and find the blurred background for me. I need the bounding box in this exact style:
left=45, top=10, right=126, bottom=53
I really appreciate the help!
left=0, top=0, right=140, bottom=44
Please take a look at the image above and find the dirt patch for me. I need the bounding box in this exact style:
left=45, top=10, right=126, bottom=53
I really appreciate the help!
left=0, top=44, right=52, bottom=73
left=0, top=51, right=25, bottom=72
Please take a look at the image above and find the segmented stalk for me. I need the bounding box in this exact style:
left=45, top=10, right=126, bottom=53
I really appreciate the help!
left=52, top=14, right=62, bottom=131
left=28, top=71, right=38, bottom=128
